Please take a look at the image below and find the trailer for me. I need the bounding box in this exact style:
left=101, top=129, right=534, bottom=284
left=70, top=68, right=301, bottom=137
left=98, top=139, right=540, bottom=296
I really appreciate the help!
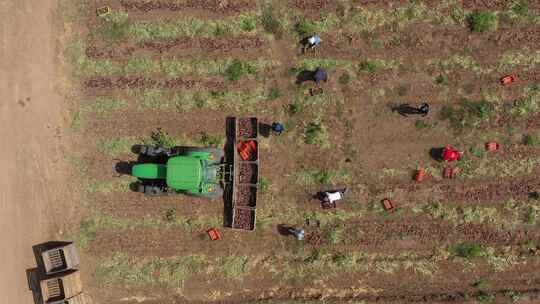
left=229, top=117, right=260, bottom=231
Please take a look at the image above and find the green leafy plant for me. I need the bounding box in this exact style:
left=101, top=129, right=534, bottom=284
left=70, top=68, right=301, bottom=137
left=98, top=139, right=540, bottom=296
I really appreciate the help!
left=294, top=18, right=317, bottom=38
left=240, top=18, right=256, bottom=32
left=435, top=74, right=449, bottom=85
left=503, top=289, right=522, bottom=303
left=267, top=87, right=282, bottom=100
left=414, top=120, right=436, bottom=129
left=198, top=132, right=223, bottom=147
left=472, top=280, right=490, bottom=289
left=338, top=73, right=351, bottom=85
left=469, top=11, right=499, bottom=33
left=99, top=11, right=131, bottom=42
left=469, top=146, right=486, bottom=158
left=358, top=60, right=378, bottom=73
left=476, top=291, right=496, bottom=303
left=523, top=133, right=539, bottom=145
left=440, top=100, right=493, bottom=131
left=149, top=128, right=176, bottom=148
left=509, top=0, right=529, bottom=16
left=304, top=119, right=330, bottom=147
left=289, top=100, right=305, bottom=115
left=452, top=243, right=485, bottom=258
left=224, top=59, right=257, bottom=81
left=261, top=3, right=283, bottom=38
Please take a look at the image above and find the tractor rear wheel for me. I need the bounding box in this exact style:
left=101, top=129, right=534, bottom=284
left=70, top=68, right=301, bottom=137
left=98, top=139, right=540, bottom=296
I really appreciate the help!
left=139, top=145, right=171, bottom=157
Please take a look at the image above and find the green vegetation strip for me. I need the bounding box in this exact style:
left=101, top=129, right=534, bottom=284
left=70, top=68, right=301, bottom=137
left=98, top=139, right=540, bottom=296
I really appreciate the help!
left=97, top=131, right=225, bottom=157
left=95, top=243, right=525, bottom=288
left=293, top=49, right=539, bottom=78
left=98, top=11, right=260, bottom=42
left=95, top=249, right=442, bottom=290
left=72, top=97, right=127, bottom=129
left=419, top=199, right=540, bottom=229
left=132, top=86, right=273, bottom=113
left=74, top=210, right=221, bottom=249
left=288, top=1, right=539, bottom=37
left=77, top=54, right=278, bottom=78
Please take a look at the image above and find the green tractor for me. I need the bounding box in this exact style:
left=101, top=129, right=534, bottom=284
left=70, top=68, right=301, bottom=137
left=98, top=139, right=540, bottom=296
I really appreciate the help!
left=131, top=145, right=226, bottom=198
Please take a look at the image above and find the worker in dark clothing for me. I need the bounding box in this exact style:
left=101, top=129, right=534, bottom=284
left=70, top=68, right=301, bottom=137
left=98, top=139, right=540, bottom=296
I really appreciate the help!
left=271, top=122, right=284, bottom=136
left=418, top=103, right=429, bottom=116
left=313, top=67, right=328, bottom=85
left=392, top=102, right=430, bottom=117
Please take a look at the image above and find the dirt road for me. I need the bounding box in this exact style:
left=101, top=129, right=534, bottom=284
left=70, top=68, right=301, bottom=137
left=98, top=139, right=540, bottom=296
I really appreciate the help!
left=0, top=0, right=70, bottom=302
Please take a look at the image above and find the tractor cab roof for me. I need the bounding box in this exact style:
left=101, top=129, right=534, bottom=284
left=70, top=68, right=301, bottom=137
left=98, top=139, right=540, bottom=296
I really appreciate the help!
left=166, top=156, right=202, bottom=190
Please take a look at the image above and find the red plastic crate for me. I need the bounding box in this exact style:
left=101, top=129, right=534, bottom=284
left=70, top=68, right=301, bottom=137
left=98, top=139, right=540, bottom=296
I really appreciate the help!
left=485, top=142, right=500, bottom=151
left=381, top=199, right=395, bottom=211
left=207, top=228, right=221, bottom=241
left=443, top=167, right=454, bottom=179
left=415, top=169, right=426, bottom=182
left=500, top=75, right=515, bottom=85
left=236, top=140, right=257, bottom=161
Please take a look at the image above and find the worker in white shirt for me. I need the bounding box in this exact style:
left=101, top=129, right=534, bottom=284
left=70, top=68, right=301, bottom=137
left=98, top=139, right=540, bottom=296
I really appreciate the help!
left=319, top=188, right=347, bottom=209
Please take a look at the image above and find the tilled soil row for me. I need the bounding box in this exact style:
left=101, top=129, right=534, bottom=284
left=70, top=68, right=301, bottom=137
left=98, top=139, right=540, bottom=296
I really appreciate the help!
left=85, top=37, right=266, bottom=59
left=84, top=76, right=225, bottom=90
left=382, top=179, right=536, bottom=202
left=118, top=0, right=256, bottom=13
left=316, top=25, right=540, bottom=63
left=279, top=287, right=540, bottom=304
left=495, top=145, right=540, bottom=160
left=355, top=219, right=535, bottom=247
left=443, top=180, right=537, bottom=202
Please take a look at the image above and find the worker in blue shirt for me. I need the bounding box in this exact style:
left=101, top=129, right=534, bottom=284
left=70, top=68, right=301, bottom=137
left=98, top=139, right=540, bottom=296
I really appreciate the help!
left=303, top=35, right=321, bottom=53
left=288, top=227, right=305, bottom=241
left=271, top=122, right=284, bottom=136
left=313, top=67, right=328, bottom=85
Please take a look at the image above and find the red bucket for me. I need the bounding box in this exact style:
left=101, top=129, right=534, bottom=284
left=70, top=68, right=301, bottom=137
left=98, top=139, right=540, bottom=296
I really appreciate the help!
left=485, top=142, right=500, bottom=151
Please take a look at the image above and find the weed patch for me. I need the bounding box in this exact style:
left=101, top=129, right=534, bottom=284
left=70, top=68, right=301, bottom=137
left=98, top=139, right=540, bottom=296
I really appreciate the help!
left=96, top=253, right=206, bottom=287
left=469, top=11, right=499, bottom=33
left=304, top=119, right=330, bottom=148
left=128, top=13, right=260, bottom=41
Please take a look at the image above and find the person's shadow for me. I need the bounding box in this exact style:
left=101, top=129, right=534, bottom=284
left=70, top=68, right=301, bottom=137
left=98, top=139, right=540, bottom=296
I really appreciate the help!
left=258, top=123, right=271, bottom=138
left=277, top=224, right=294, bottom=236
left=296, top=70, right=315, bottom=85
left=430, top=147, right=444, bottom=162
left=391, top=104, right=423, bottom=117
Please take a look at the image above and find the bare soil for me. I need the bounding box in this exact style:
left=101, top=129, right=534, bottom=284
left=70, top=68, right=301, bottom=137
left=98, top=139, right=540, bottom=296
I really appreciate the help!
left=0, top=0, right=74, bottom=302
